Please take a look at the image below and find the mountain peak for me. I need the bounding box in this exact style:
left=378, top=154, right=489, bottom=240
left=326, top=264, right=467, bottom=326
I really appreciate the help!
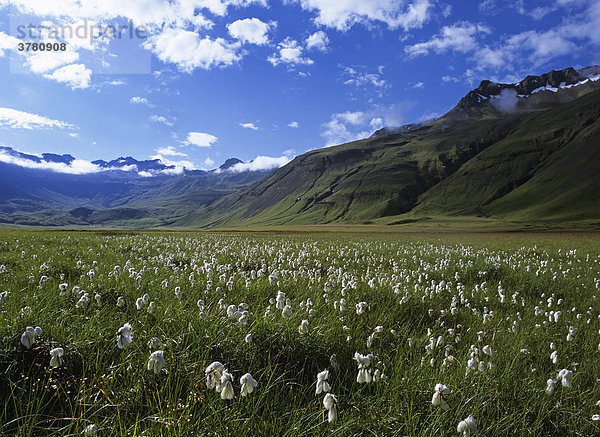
left=219, top=158, right=243, bottom=170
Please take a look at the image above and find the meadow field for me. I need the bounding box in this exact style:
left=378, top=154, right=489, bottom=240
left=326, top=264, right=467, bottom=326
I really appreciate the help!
left=1, top=230, right=600, bottom=436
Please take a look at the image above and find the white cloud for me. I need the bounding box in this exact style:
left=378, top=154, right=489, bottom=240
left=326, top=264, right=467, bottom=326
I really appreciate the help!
left=291, top=0, right=432, bottom=31
left=130, top=96, right=150, bottom=105
left=186, top=131, right=218, bottom=147
left=0, top=31, right=19, bottom=57
left=306, top=30, right=329, bottom=51
left=405, top=22, right=490, bottom=56
left=204, top=157, right=215, bottom=167
left=0, top=149, right=103, bottom=174
left=227, top=155, right=291, bottom=172
left=150, top=115, right=176, bottom=126
left=145, top=27, right=241, bottom=72
left=43, top=63, right=92, bottom=89
left=343, top=66, right=388, bottom=91
left=412, top=81, right=424, bottom=88
left=287, top=121, right=299, bottom=128
left=156, top=146, right=187, bottom=157
left=268, top=38, right=313, bottom=66
left=322, top=111, right=373, bottom=146
left=239, top=122, right=258, bottom=130
left=149, top=153, right=196, bottom=173
left=227, top=18, right=273, bottom=45
left=0, top=107, right=76, bottom=130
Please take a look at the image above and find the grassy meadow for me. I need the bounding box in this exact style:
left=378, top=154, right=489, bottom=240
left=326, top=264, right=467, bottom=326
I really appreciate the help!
left=1, top=230, right=600, bottom=436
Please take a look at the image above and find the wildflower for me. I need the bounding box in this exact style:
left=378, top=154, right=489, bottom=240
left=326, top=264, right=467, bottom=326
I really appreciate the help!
left=148, top=350, right=166, bottom=374
left=244, top=334, right=252, bottom=343
left=355, top=301, right=368, bottom=315
left=298, top=319, right=309, bottom=334
left=94, top=293, right=101, bottom=306
left=330, top=354, right=340, bottom=372
left=354, top=352, right=373, bottom=383
left=59, top=283, right=68, bottom=295
left=558, top=369, right=573, bottom=388
left=135, top=297, right=144, bottom=310
left=316, top=370, right=331, bottom=395
left=482, top=345, right=493, bottom=356
left=49, top=347, right=64, bottom=368
left=431, top=383, right=450, bottom=410
left=148, top=337, right=162, bottom=349
left=227, top=305, right=238, bottom=318
left=546, top=379, right=556, bottom=395
left=83, top=424, right=98, bottom=435
left=276, top=291, right=286, bottom=309
left=175, top=287, right=182, bottom=299
left=593, top=415, right=600, bottom=421
left=206, top=361, right=224, bottom=391
left=282, top=304, right=292, bottom=318
left=147, top=301, right=155, bottom=314
left=323, top=393, right=338, bottom=423
left=457, top=414, right=477, bottom=436
left=240, top=373, right=258, bottom=396
left=117, top=323, right=133, bottom=349
left=76, top=293, right=90, bottom=309
left=220, top=371, right=235, bottom=400
left=116, top=296, right=125, bottom=307
left=550, top=350, right=558, bottom=364
left=21, top=326, right=41, bottom=349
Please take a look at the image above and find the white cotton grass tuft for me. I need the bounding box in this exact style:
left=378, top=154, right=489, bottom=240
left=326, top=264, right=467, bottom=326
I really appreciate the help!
left=557, top=369, right=573, bottom=388
left=431, top=383, right=450, bottom=410
left=83, top=423, right=98, bottom=435
left=49, top=347, right=64, bottom=368
left=147, top=350, right=166, bottom=374
left=240, top=373, right=258, bottom=396
left=117, top=323, right=133, bottom=349
left=148, top=337, right=162, bottom=350
left=546, top=379, right=557, bottom=395
left=116, top=296, right=125, bottom=307
left=315, top=370, right=331, bottom=395
left=354, top=352, right=373, bottom=384
left=205, top=361, right=225, bottom=391
left=457, top=414, right=477, bottom=436
left=220, top=370, right=235, bottom=400
left=298, top=319, right=309, bottom=334
left=21, top=326, right=42, bottom=349
left=323, top=393, right=338, bottom=423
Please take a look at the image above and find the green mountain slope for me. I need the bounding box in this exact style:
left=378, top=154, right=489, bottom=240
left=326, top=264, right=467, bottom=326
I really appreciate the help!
left=178, top=75, right=600, bottom=229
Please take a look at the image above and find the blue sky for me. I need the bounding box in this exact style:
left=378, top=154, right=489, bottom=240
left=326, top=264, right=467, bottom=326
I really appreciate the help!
left=0, top=0, right=599, bottom=173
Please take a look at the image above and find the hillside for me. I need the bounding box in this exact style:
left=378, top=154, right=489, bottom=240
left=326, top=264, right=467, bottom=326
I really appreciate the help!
left=177, top=67, right=600, bottom=229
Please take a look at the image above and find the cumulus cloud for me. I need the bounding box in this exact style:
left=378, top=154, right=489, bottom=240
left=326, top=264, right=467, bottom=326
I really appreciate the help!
left=321, top=111, right=377, bottom=146
left=227, top=155, right=292, bottom=172
left=186, top=131, right=218, bottom=147
left=343, top=66, right=388, bottom=92
left=149, top=153, right=196, bottom=173
left=239, top=122, right=258, bottom=130
left=130, top=96, right=150, bottom=105
left=204, top=157, right=215, bottom=167
left=291, top=0, right=432, bottom=31
left=0, top=149, right=102, bottom=174
left=0, top=107, right=76, bottom=130
left=150, top=115, right=176, bottom=126
left=0, top=31, right=19, bottom=57
left=227, top=18, right=273, bottom=45
left=145, top=27, right=241, bottom=72
left=268, top=37, right=314, bottom=66
left=156, top=146, right=187, bottom=157
left=287, top=121, right=299, bottom=128
left=43, top=63, right=92, bottom=89
left=405, top=22, right=490, bottom=56
left=306, top=30, right=329, bottom=51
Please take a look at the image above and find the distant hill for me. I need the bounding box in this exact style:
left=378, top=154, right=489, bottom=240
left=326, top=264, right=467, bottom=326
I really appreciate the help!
left=0, top=152, right=273, bottom=227
left=175, top=66, right=600, bottom=229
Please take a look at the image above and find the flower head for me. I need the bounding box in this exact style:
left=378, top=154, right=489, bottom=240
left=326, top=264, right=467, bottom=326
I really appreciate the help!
left=148, top=350, right=166, bottom=374
left=240, top=372, right=258, bottom=396
left=49, top=347, right=64, bottom=368
left=323, top=393, right=338, bottom=423
left=205, top=361, right=225, bottom=390
left=431, top=383, right=450, bottom=410
left=457, top=414, right=477, bottom=436
left=117, top=323, right=133, bottom=349
left=316, top=369, right=331, bottom=395
left=220, top=371, right=234, bottom=400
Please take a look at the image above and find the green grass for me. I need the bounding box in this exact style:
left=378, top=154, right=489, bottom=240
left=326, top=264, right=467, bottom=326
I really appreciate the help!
left=1, top=231, right=600, bottom=435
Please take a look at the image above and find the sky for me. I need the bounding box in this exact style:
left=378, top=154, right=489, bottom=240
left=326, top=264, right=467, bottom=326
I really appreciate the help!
left=0, top=0, right=599, bottom=174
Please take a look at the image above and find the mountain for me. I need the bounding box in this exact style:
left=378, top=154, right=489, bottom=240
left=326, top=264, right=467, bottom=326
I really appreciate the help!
left=0, top=152, right=272, bottom=227
left=176, top=66, right=600, bottom=229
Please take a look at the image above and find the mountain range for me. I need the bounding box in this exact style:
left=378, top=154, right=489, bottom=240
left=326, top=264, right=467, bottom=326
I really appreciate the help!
left=1, top=66, right=599, bottom=229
